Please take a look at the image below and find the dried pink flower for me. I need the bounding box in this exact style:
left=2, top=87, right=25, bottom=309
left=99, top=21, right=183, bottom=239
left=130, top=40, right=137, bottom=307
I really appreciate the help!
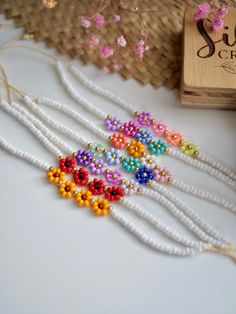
left=211, top=17, right=224, bottom=31
left=101, top=44, right=114, bottom=58
left=102, top=66, right=111, bottom=74
left=117, top=35, right=127, bottom=47
left=87, top=35, right=100, bottom=47
left=79, top=16, right=91, bottom=28
left=193, top=2, right=211, bottom=21
left=133, top=40, right=145, bottom=58
left=113, top=14, right=121, bottom=22
left=93, top=13, right=105, bottom=27
left=215, top=5, right=228, bottom=18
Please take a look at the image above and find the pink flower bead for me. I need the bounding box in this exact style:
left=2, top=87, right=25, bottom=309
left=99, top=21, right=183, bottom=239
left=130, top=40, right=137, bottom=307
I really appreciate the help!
left=152, top=121, right=168, bottom=136
left=193, top=2, right=211, bottom=21
left=101, top=45, right=114, bottom=58
left=211, top=17, right=224, bottom=32
left=165, top=131, right=184, bottom=146
left=153, top=168, right=172, bottom=184
left=93, top=13, right=105, bottom=27
left=123, top=121, right=139, bottom=137
left=111, top=133, right=127, bottom=149
left=215, top=6, right=228, bottom=18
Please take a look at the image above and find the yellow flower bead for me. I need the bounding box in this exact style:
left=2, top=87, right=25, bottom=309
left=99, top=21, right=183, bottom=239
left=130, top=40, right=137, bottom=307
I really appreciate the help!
left=127, top=140, right=145, bottom=158
left=75, top=190, right=92, bottom=207
left=92, top=198, right=110, bottom=216
left=47, top=167, right=65, bottom=184
left=59, top=180, right=76, bottom=198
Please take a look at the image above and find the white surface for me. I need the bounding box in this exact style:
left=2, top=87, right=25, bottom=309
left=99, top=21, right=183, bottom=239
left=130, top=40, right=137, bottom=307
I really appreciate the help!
left=0, top=15, right=236, bottom=314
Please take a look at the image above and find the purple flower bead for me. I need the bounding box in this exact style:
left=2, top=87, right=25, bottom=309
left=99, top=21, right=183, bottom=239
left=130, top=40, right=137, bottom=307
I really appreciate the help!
left=105, top=116, right=123, bottom=131
left=123, top=121, right=139, bottom=137
left=137, top=111, right=152, bottom=126
left=77, top=150, right=92, bottom=167
left=105, top=169, right=122, bottom=185
left=89, top=159, right=107, bottom=175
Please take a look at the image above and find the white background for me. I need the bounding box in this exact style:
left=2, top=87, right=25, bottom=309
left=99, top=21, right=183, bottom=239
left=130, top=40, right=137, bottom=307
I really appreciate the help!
left=0, top=14, right=236, bottom=314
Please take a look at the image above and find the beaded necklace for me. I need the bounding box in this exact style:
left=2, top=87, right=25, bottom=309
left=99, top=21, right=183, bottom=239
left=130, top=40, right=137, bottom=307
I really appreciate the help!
left=2, top=98, right=231, bottom=257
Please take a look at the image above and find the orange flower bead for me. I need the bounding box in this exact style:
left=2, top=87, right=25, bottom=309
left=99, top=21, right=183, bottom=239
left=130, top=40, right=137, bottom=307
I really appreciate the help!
left=47, top=167, right=65, bottom=184
left=59, top=180, right=76, bottom=198
left=127, top=140, right=145, bottom=158
left=165, top=131, right=184, bottom=146
left=91, top=198, right=110, bottom=216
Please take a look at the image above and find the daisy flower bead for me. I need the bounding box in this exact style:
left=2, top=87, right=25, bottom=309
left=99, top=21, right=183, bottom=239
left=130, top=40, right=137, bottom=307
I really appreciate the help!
left=148, top=139, right=167, bottom=155
left=127, top=140, right=144, bottom=158
left=73, top=168, right=89, bottom=186
left=105, top=186, right=124, bottom=202
left=165, top=131, right=184, bottom=146
left=139, top=154, right=156, bottom=169
left=135, top=167, right=154, bottom=185
left=89, top=143, right=104, bottom=159
left=121, top=179, right=138, bottom=195
left=180, top=141, right=198, bottom=157
left=89, top=159, right=107, bottom=175
left=75, top=190, right=92, bottom=207
left=59, top=156, right=75, bottom=173
left=105, top=116, right=122, bottom=131
left=104, top=148, right=121, bottom=165
left=152, top=121, right=168, bottom=136
left=47, top=167, right=65, bottom=184
left=59, top=180, right=76, bottom=198
left=77, top=150, right=93, bottom=167
left=92, top=198, right=110, bottom=216
left=135, top=129, right=152, bottom=144
left=153, top=167, right=172, bottom=183
left=122, top=157, right=141, bottom=172
left=123, top=121, right=139, bottom=137
left=105, top=169, right=122, bottom=185
left=88, top=178, right=105, bottom=195
left=136, top=111, right=152, bottom=126
left=110, top=133, right=127, bottom=149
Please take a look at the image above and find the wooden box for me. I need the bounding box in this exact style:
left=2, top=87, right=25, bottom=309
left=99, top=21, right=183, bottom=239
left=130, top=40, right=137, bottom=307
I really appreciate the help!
left=181, top=8, right=236, bottom=109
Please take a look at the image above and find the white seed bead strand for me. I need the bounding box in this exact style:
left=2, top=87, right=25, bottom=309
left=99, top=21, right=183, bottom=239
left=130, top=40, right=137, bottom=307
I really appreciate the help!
left=39, top=96, right=110, bottom=140
left=151, top=181, right=230, bottom=245
left=172, top=178, right=236, bottom=214
left=11, top=102, right=74, bottom=156
left=169, top=148, right=236, bottom=191
left=121, top=198, right=212, bottom=250
left=70, top=64, right=135, bottom=114
left=22, top=96, right=88, bottom=148
left=0, top=136, right=50, bottom=171
left=198, top=152, right=236, bottom=182
left=1, top=101, right=63, bottom=157
left=110, top=208, right=201, bottom=257
left=57, top=62, right=107, bottom=120
left=140, top=187, right=226, bottom=248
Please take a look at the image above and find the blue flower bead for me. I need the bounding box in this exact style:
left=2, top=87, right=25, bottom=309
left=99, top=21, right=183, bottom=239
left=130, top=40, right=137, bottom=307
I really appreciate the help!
left=104, top=148, right=121, bottom=165
left=135, top=129, right=153, bottom=144
left=135, top=167, right=154, bottom=184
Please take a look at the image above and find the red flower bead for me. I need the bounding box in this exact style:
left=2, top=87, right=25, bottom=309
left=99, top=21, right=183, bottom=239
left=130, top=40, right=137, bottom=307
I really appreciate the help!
left=105, top=186, right=124, bottom=202
left=59, top=156, right=75, bottom=173
left=88, top=178, right=105, bottom=195
left=73, top=168, right=89, bottom=185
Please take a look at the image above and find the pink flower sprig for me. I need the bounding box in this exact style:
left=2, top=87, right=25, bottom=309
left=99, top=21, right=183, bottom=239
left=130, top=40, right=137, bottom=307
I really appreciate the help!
left=194, top=1, right=229, bottom=32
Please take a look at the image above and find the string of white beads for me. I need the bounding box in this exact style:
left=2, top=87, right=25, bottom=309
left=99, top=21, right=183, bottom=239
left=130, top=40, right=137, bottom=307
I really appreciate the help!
left=151, top=181, right=230, bottom=245
left=12, top=102, right=74, bottom=155
left=1, top=100, right=63, bottom=157
left=0, top=135, right=49, bottom=171
left=57, top=62, right=107, bottom=120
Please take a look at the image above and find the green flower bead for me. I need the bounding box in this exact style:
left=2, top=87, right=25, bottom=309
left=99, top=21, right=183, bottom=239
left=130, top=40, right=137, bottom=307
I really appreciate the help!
left=148, top=139, right=167, bottom=155
left=122, top=157, right=141, bottom=173
left=180, top=141, right=198, bottom=157
left=89, top=143, right=104, bottom=159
